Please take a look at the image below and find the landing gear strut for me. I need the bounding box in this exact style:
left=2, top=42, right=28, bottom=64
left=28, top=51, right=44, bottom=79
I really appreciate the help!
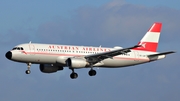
left=88, top=69, right=96, bottom=76
left=25, top=63, right=31, bottom=74
left=70, top=68, right=78, bottom=79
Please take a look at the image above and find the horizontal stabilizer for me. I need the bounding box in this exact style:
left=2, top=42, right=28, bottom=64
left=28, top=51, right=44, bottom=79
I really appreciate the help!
left=148, top=51, right=175, bottom=57
left=147, top=51, right=175, bottom=61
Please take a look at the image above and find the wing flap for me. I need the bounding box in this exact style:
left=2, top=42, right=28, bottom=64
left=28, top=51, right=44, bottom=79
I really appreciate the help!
left=85, top=45, right=140, bottom=64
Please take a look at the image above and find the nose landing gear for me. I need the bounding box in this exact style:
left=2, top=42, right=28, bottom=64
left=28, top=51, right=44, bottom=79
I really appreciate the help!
left=25, top=63, right=31, bottom=74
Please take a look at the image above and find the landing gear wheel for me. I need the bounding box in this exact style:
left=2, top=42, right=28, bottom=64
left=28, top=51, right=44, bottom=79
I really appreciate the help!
left=25, top=70, right=31, bottom=74
left=88, top=69, right=96, bottom=76
left=70, top=73, right=78, bottom=79
left=25, top=63, right=31, bottom=74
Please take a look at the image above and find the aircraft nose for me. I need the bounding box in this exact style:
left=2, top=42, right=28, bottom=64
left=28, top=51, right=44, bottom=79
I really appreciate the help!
left=5, top=51, right=12, bottom=60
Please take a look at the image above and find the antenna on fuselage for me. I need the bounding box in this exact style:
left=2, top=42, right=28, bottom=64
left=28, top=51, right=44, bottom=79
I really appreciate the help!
left=99, top=45, right=101, bottom=48
left=29, top=41, right=31, bottom=44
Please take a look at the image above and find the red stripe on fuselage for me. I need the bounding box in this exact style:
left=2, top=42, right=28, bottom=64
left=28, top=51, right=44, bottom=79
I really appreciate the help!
left=23, top=52, right=149, bottom=61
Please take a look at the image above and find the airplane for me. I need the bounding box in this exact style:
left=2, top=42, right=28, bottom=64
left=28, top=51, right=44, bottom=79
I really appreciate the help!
left=5, top=22, right=175, bottom=79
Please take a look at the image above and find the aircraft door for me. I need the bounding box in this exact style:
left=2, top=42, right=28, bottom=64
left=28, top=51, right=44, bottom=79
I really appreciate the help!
left=133, top=51, right=139, bottom=61
left=29, top=44, right=35, bottom=53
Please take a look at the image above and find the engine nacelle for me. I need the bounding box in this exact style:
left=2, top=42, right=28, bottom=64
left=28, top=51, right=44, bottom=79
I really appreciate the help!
left=66, top=58, right=88, bottom=68
left=39, top=64, right=63, bottom=73
left=56, top=56, right=69, bottom=64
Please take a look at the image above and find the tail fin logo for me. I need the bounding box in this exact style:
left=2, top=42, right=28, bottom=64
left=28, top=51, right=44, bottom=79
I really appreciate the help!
left=139, top=42, right=146, bottom=48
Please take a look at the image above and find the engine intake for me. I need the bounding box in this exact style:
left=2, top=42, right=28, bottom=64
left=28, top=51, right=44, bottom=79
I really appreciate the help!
left=39, top=64, right=63, bottom=73
left=66, top=58, right=88, bottom=68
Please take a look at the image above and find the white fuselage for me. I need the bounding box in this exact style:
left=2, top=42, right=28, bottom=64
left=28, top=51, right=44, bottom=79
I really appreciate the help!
left=5, top=23, right=174, bottom=79
left=9, top=43, right=164, bottom=68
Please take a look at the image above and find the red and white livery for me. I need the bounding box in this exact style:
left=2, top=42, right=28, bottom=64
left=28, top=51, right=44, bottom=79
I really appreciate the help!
left=5, top=22, right=175, bottom=79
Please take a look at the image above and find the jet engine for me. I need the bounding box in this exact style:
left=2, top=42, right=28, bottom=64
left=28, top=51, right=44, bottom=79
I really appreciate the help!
left=39, top=64, right=63, bottom=73
left=66, top=58, right=88, bottom=68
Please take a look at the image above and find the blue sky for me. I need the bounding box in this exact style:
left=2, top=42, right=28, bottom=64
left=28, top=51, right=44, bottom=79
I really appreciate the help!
left=0, top=0, right=180, bottom=101
left=126, top=0, right=180, bottom=9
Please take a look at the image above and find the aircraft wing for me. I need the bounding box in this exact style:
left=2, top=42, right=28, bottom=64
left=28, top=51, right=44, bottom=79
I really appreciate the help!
left=84, top=45, right=140, bottom=65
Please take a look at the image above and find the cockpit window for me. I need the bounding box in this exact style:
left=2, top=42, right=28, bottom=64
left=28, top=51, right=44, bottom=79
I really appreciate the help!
left=12, top=48, right=16, bottom=50
left=12, top=47, right=24, bottom=50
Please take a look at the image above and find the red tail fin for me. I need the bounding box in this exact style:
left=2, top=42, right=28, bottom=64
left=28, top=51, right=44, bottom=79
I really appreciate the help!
left=133, top=22, right=162, bottom=52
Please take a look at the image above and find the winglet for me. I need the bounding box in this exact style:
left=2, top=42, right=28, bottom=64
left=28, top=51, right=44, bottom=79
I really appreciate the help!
left=133, top=45, right=141, bottom=48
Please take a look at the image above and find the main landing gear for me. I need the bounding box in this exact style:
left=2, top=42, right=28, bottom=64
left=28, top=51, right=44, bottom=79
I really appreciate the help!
left=70, top=68, right=78, bottom=79
left=69, top=68, right=97, bottom=79
left=88, top=69, right=96, bottom=76
left=25, top=63, right=31, bottom=74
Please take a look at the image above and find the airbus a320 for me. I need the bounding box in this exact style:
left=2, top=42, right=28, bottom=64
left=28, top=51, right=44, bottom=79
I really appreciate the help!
left=5, top=22, right=175, bottom=79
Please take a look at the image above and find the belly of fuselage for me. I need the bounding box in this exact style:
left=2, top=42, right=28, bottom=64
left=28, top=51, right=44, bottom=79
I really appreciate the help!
left=100, top=58, right=149, bottom=67
left=12, top=53, right=149, bottom=68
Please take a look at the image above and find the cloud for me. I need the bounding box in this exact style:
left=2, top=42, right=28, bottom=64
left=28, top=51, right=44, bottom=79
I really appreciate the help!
left=34, top=0, right=180, bottom=48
